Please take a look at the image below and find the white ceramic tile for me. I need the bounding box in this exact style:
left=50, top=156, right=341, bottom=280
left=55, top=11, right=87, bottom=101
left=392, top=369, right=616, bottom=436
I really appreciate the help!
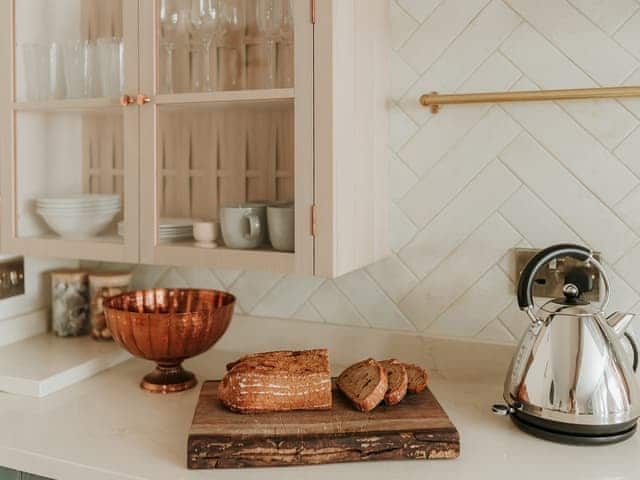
left=498, top=300, right=529, bottom=340
left=390, top=50, right=419, bottom=101
left=615, top=186, right=640, bottom=235
left=500, top=133, right=639, bottom=262
left=173, top=267, right=225, bottom=291
left=501, top=23, right=638, bottom=149
left=389, top=150, right=418, bottom=201
left=400, top=160, right=521, bottom=279
left=396, top=0, right=443, bottom=23
left=506, top=0, right=638, bottom=85
left=400, top=52, right=521, bottom=172
left=398, top=0, right=491, bottom=73
left=390, top=0, right=419, bottom=50
left=309, top=281, right=368, bottom=327
left=229, top=271, right=284, bottom=313
left=605, top=262, right=640, bottom=313
left=335, top=270, right=415, bottom=331
left=389, top=101, right=418, bottom=151
left=569, top=0, right=639, bottom=34
left=292, top=302, right=324, bottom=323
left=251, top=275, right=324, bottom=318
left=615, top=10, right=640, bottom=59
left=153, top=268, right=188, bottom=289
left=476, top=318, right=516, bottom=343
left=366, top=255, right=418, bottom=303
left=499, top=185, right=583, bottom=247
left=503, top=79, right=639, bottom=208
left=400, top=214, right=521, bottom=331
left=615, top=126, right=640, bottom=177
left=211, top=269, right=243, bottom=288
left=498, top=238, right=532, bottom=283
left=130, top=264, right=167, bottom=290
left=401, top=2, right=521, bottom=125
left=398, top=107, right=521, bottom=227
left=614, top=243, right=640, bottom=292
left=426, top=266, right=514, bottom=337
left=389, top=203, right=418, bottom=252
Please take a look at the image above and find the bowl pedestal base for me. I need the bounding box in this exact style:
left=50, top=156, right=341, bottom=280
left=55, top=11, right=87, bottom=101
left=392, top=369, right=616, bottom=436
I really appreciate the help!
left=141, top=362, right=197, bottom=394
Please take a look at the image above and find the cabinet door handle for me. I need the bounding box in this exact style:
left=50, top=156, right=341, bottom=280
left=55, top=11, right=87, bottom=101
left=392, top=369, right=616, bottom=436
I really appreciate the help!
left=120, top=94, right=135, bottom=106
left=137, top=94, right=151, bottom=106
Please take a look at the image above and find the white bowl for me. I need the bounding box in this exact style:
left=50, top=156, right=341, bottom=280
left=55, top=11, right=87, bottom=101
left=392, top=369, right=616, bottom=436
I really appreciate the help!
left=36, top=194, right=120, bottom=205
left=38, top=206, right=121, bottom=216
left=38, top=209, right=119, bottom=240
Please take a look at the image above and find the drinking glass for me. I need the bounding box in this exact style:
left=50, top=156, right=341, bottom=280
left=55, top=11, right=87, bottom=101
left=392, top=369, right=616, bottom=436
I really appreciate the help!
left=219, top=0, right=246, bottom=90
left=63, top=40, right=88, bottom=98
left=22, top=43, right=50, bottom=101
left=49, top=42, right=66, bottom=99
left=277, top=0, right=294, bottom=88
left=255, top=0, right=281, bottom=89
left=97, top=37, right=122, bottom=97
left=160, top=0, right=180, bottom=93
left=196, top=0, right=221, bottom=91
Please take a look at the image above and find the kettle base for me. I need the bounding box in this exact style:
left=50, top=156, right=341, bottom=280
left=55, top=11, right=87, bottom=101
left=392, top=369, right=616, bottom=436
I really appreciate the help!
left=511, top=413, right=637, bottom=445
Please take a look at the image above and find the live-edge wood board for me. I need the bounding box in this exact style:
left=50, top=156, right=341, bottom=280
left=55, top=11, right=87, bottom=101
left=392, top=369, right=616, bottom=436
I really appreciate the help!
left=188, top=380, right=460, bottom=469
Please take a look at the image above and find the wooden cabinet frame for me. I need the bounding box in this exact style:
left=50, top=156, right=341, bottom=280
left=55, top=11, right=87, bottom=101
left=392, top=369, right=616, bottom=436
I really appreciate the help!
left=0, top=0, right=389, bottom=278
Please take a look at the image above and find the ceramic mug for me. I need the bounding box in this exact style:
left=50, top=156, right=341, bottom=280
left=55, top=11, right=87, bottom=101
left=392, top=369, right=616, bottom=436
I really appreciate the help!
left=220, top=203, right=267, bottom=249
left=267, top=203, right=294, bottom=252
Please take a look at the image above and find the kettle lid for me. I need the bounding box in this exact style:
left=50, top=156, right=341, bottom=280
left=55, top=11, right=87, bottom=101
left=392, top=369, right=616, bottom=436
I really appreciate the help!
left=540, top=283, right=596, bottom=316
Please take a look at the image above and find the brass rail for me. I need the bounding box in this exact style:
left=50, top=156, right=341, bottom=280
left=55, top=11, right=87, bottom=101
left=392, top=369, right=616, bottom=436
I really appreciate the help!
left=420, top=86, right=640, bottom=114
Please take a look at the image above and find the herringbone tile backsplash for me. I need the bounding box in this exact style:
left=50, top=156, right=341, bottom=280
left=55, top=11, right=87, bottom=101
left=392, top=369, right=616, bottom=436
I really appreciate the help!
left=94, top=0, right=640, bottom=344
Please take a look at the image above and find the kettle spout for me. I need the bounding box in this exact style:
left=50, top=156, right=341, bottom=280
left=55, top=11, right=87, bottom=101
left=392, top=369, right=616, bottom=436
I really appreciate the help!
left=607, top=312, right=636, bottom=337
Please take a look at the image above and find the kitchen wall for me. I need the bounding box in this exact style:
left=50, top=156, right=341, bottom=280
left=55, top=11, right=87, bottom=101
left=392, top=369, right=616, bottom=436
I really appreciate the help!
left=92, top=0, right=640, bottom=345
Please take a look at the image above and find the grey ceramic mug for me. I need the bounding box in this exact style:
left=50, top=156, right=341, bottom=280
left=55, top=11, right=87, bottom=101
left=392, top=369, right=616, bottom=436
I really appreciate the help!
left=267, top=203, right=294, bottom=252
left=220, top=203, right=268, bottom=249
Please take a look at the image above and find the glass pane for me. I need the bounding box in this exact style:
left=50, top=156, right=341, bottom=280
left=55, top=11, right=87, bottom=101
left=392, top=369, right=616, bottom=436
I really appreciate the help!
left=16, top=110, right=125, bottom=242
left=157, top=100, right=294, bottom=251
left=15, top=0, right=125, bottom=102
left=158, top=0, right=294, bottom=93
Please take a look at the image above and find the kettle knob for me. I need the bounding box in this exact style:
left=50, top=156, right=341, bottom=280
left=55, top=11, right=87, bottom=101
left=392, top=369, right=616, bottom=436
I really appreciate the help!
left=562, top=283, right=580, bottom=299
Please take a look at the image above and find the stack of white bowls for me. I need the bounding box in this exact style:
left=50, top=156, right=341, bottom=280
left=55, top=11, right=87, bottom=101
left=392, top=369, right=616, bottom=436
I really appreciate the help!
left=36, top=194, right=121, bottom=240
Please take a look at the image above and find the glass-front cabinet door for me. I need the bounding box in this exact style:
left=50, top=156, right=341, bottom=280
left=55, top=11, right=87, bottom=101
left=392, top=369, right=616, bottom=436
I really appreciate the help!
left=0, top=0, right=139, bottom=262
left=139, top=0, right=314, bottom=274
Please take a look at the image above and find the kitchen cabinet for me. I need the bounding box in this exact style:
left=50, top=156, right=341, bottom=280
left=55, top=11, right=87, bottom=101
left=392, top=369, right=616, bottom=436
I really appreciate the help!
left=0, top=0, right=388, bottom=278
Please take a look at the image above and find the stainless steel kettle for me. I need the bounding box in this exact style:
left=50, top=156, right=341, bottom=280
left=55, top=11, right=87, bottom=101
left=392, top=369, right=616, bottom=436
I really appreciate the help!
left=493, top=244, right=640, bottom=444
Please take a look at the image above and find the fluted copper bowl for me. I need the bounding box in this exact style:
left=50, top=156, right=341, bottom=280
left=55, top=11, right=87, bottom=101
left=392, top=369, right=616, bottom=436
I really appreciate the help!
left=104, top=288, right=235, bottom=394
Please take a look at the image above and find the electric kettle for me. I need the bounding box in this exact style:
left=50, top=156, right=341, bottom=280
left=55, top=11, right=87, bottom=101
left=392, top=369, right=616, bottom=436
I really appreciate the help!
left=493, top=244, right=640, bottom=444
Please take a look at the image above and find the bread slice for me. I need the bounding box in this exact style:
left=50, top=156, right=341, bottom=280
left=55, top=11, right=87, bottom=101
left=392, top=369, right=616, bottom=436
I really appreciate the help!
left=337, top=359, right=388, bottom=412
left=218, top=349, right=332, bottom=413
left=380, top=359, right=408, bottom=406
left=405, top=363, right=428, bottom=394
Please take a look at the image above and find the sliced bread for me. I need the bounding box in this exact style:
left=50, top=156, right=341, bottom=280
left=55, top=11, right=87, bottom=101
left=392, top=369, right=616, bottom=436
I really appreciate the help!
left=405, top=363, right=428, bottom=394
left=218, top=349, right=332, bottom=413
left=380, top=359, right=408, bottom=406
left=337, top=358, right=388, bottom=412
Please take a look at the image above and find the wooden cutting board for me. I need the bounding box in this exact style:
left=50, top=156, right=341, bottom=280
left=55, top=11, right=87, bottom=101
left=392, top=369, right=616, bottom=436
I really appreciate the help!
left=187, top=380, right=460, bottom=469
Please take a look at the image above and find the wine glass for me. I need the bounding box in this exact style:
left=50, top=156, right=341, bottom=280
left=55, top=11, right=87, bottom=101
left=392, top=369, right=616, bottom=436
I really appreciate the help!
left=256, top=0, right=282, bottom=88
left=277, top=0, right=293, bottom=87
left=188, top=0, right=221, bottom=92
left=219, top=0, right=246, bottom=90
left=160, top=0, right=180, bottom=93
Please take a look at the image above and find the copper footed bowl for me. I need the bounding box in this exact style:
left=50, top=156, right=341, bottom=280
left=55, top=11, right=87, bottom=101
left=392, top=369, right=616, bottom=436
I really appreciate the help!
left=104, top=288, right=235, bottom=394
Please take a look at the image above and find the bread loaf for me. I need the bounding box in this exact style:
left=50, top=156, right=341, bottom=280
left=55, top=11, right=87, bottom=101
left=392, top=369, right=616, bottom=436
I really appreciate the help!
left=218, top=349, right=332, bottom=413
left=405, top=363, right=428, bottom=394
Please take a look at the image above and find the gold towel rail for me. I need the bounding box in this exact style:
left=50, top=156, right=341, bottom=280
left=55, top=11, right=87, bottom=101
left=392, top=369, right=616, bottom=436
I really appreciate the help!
left=420, top=86, right=640, bottom=114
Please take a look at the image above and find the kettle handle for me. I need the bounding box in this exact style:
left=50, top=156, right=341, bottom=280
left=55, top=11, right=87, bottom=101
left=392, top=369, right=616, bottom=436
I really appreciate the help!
left=517, top=244, right=610, bottom=313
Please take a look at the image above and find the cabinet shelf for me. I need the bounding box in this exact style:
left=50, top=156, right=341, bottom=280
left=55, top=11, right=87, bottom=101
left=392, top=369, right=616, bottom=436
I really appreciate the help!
left=154, top=88, right=295, bottom=107
left=13, top=97, right=122, bottom=112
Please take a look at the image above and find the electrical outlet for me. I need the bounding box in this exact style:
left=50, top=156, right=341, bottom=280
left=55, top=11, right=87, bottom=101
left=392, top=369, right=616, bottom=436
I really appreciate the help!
left=514, top=248, right=601, bottom=301
left=0, top=257, right=25, bottom=300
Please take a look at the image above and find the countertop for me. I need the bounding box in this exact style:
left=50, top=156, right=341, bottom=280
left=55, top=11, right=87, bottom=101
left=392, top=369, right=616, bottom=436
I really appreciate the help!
left=0, top=315, right=637, bottom=480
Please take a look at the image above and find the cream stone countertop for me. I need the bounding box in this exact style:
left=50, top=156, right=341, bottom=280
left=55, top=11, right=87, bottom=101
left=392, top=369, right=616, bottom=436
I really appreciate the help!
left=0, top=315, right=637, bottom=480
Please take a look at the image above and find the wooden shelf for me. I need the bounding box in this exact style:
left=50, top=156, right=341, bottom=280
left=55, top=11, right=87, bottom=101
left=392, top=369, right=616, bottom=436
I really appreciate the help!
left=12, top=97, right=123, bottom=112
left=10, top=235, right=131, bottom=263
left=154, top=88, right=295, bottom=107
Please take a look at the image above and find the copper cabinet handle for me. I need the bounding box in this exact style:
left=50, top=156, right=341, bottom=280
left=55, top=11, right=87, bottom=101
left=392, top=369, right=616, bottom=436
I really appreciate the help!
left=120, top=94, right=135, bottom=106
left=137, top=94, right=151, bottom=106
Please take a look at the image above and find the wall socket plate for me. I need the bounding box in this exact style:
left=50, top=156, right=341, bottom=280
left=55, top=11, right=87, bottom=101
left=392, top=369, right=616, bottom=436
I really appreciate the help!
left=0, top=257, right=25, bottom=300
left=514, top=248, right=601, bottom=301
